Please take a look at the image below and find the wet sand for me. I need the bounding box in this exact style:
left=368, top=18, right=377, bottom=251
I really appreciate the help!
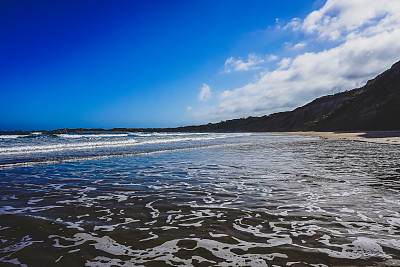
left=282, top=131, right=400, bottom=144
left=1, top=133, right=400, bottom=265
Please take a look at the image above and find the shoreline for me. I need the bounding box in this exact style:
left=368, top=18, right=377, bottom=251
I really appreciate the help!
left=282, top=131, right=400, bottom=145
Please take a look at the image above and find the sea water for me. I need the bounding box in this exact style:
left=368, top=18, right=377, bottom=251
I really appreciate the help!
left=0, top=132, right=399, bottom=266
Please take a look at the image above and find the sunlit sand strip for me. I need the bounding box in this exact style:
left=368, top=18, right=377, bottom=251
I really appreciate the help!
left=281, top=131, right=400, bottom=145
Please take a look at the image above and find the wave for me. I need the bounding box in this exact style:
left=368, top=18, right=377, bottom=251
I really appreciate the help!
left=0, top=135, right=233, bottom=156
left=0, top=143, right=229, bottom=169
left=147, top=132, right=209, bottom=136
left=127, top=132, right=210, bottom=137
left=0, top=139, right=138, bottom=155
left=57, top=132, right=212, bottom=138
left=0, top=133, right=43, bottom=139
left=0, top=135, right=25, bottom=139
left=58, top=134, right=129, bottom=138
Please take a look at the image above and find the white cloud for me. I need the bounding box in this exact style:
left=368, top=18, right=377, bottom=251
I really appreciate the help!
left=224, top=53, right=277, bottom=73
left=293, top=42, right=307, bottom=49
left=284, top=17, right=302, bottom=31
left=198, top=83, right=212, bottom=101
left=278, top=57, right=292, bottom=69
left=194, top=0, right=400, bottom=122
left=186, top=106, right=192, bottom=112
left=297, top=0, right=400, bottom=41
left=267, top=54, right=278, bottom=61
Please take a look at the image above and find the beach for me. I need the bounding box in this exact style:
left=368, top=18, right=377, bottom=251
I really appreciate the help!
left=0, top=132, right=400, bottom=265
left=283, top=131, right=400, bottom=145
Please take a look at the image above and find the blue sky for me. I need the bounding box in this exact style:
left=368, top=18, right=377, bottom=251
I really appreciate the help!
left=1, top=0, right=399, bottom=131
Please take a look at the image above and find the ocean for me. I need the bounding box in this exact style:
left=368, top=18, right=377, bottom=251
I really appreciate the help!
left=0, top=132, right=399, bottom=266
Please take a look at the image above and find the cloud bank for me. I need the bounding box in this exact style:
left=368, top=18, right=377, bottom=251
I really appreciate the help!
left=195, top=0, right=400, bottom=122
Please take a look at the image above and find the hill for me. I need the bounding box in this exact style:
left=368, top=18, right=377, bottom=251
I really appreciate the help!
left=177, top=60, right=400, bottom=132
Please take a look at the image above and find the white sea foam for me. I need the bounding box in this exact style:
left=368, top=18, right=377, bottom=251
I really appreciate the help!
left=0, top=205, right=61, bottom=215
left=178, top=220, right=204, bottom=227
left=209, top=232, right=228, bottom=238
left=318, top=237, right=390, bottom=259
left=0, top=235, right=43, bottom=254
left=94, top=218, right=139, bottom=232
left=145, top=201, right=160, bottom=218
left=52, top=232, right=289, bottom=266
left=387, top=217, right=400, bottom=227
left=140, top=232, right=159, bottom=242
left=27, top=198, right=43, bottom=205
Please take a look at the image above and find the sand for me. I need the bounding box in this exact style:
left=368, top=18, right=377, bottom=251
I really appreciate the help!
left=282, top=131, right=400, bottom=145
